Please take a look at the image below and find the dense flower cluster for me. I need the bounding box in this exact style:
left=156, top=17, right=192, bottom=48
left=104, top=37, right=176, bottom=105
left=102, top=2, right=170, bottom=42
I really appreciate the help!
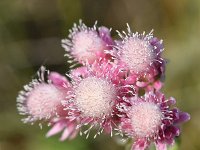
left=17, top=20, right=190, bottom=150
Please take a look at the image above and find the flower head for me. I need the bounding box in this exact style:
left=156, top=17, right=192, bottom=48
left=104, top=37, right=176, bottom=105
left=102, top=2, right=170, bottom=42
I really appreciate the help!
left=106, top=25, right=166, bottom=92
left=74, top=76, right=116, bottom=117
left=128, top=101, right=163, bottom=138
left=119, top=37, right=155, bottom=73
left=62, top=20, right=113, bottom=64
left=118, top=91, right=190, bottom=149
left=17, top=66, right=70, bottom=123
left=113, top=25, right=164, bottom=73
left=62, top=62, right=124, bottom=138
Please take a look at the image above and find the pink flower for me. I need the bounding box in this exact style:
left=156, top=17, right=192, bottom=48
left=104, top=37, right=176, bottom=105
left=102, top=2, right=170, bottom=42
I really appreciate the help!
left=115, top=25, right=164, bottom=73
left=17, top=66, right=70, bottom=123
left=62, top=62, right=124, bottom=138
left=107, top=25, right=166, bottom=91
left=17, top=66, right=78, bottom=140
left=62, top=20, right=113, bottom=64
left=118, top=91, right=190, bottom=150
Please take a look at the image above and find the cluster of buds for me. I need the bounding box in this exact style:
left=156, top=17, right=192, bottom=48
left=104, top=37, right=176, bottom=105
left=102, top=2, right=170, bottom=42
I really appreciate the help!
left=17, top=20, right=190, bottom=150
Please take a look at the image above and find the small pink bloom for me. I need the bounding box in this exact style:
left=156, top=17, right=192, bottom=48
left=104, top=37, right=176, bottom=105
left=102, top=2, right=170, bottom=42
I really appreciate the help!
left=26, top=83, right=66, bottom=120
left=107, top=25, right=166, bottom=90
left=118, top=91, right=190, bottom=150
left=17, top=66, right=70, bottom=123
left=62, top=62, right=125, bottom=138
left=62, top=20, right=113, bottom=64
left=116, top=26, right=165, bottom=74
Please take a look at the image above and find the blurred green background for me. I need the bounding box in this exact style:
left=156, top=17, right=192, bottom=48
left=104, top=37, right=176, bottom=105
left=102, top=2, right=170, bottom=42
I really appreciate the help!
left=0, top=0, right=199, bottom=150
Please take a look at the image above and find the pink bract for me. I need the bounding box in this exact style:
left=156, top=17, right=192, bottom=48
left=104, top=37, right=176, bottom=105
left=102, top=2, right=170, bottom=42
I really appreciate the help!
left=46, top=118, right=78, bottom=141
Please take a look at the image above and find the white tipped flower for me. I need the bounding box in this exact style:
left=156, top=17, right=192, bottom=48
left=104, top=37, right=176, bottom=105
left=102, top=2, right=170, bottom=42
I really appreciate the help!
left=26, top=83, right=66, bottom=120
left=62, top=20, right=108, bottom=64
left=62, top=62, right=124, bottom=138
left=129, top=102, right=162, bottom=138
left=119, top=38, right=155, bottom=73
left=119, top=91, right=190, bottom=149
left=109, top=25, right=164, bottom=74
left=74, top=77, right=116, bottom=118
left=17, top=67, right=69, bottom=123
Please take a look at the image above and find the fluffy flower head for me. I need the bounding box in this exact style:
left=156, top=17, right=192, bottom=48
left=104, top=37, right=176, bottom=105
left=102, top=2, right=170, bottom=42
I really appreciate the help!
left=119, top=91, right=190, bottom=149
left=62, top=20, right=112, bottom=64
left=129, top=102, right=163, bottom=138
left=74, top=76, right=116, bottom=117
left=120, top=37, right=156, bottom=73
left=26, top=83, right=66, bottom=120
left=17, top=67, right=70, bottom=123
left=62, top=62, right=125, bottom=138
left=109, top=24, right=164, bottom=75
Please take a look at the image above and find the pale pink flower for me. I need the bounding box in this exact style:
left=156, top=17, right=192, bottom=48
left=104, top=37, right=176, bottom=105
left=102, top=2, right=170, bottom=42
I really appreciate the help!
left=62, top=20, right=113, bottom=64
left=107, top=25, right=166, bottom=91
left=17, top=66, right=70, bottom=123
left=62, top=62, right=125, bottom=138
left=115, top=25, right=165, bottom=73
left=17, top=66, right=78, bottom=140
left=118, top=91, right=190, bottom=150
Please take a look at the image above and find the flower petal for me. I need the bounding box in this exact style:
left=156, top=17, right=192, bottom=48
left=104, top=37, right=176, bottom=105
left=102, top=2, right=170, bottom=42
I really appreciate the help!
left=60, top=124, right=75, bottom=141
left=175, top=112, right=190, bottom=124
left=131, top=139, right=149, bottom=150
left=48, top=72, right=69, bottom=87
left=98, top=26, right=114, bottom=45
left=46, top=122, right=65, bottom=137
left=155, top=141, right=167, bottom=150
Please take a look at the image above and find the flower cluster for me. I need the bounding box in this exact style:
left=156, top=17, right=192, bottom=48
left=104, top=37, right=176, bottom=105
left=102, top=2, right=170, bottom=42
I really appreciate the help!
left=17, top=20, right=190, bottom=150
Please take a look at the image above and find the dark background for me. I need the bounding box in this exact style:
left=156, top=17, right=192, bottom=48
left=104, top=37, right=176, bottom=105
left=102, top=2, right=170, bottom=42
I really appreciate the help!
left=0, top=0, right=199, bottom=150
